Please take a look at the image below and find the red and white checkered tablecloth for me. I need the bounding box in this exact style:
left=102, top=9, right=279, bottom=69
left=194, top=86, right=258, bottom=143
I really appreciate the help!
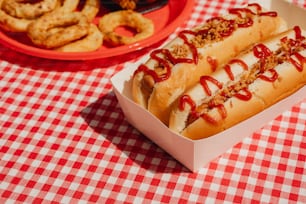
left=1, top=0, right=306, bottom=203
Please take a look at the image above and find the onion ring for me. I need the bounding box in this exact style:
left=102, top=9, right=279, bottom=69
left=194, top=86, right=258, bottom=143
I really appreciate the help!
left=56, top=24, right=103, bottom=52
left=98, top=10, right=154, bottom=46
left=1, top=0, right=58, bottom=19
left=27, top=10, right=90, bottom=49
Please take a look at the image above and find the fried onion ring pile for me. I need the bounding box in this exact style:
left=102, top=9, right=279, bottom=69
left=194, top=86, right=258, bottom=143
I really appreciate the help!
left=98, top=10, right=154, bottom=46
left=0, top=0, right=155, bottom=53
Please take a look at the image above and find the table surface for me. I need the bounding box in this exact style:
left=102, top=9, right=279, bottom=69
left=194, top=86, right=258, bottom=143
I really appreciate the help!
left=1, top=0, right=306, bottom=203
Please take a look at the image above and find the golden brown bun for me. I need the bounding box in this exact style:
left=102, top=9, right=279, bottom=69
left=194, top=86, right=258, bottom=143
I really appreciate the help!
left=132, top=4, right=287, bottom=125
left=169, top=28, right=306, bottom=139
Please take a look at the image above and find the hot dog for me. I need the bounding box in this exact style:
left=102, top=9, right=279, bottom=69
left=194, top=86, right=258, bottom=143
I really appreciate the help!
left=169, top=26, right=306, bottom=139
left=132, top=3, right=287, bottom=125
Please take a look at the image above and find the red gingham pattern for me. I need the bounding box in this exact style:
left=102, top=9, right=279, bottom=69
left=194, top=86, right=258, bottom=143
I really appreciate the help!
left=1, top=0, right=306, bottom=203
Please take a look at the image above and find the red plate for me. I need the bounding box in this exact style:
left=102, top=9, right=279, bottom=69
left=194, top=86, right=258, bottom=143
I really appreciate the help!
left=0, top=0, right=194, bottom=60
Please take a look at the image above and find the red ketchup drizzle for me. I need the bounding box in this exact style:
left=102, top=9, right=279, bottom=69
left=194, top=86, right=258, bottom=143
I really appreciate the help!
left=258, top=69, right=279, bottom=82
left=134, top=64, right=169, bottom=82
left=224, top=59, right=249, bottom=80
left=246, top=3, right=278, bottom=17
left=290, top=53, right=305, bottom=72
left=207, top=56, right=218, bottom=72
left=294, top=26, right=305, bottom=41
left=134, top=47, right=195, bottom=82
left=179, top=95, right=202, bottom=123
left=253, top=43, right=273, bottom=73
left=234, top=88, right=252, bottom=101
left=179, top=95, right=196, bottom=111
left=229, top=7, right=255, bottom=17
left=294, top=26, right=306, bottom=49
left=201, top=104, right=227, bottom=125
left=228, top=7, right=254, bottom=27
left=260, top=11, right=277, bottom=17
left=288, top=26, right=306, bottom=72
left=177, top=30, right=199, bottom=64
left=253, top=43, right=272, bottom=58
left=155, top=49, right=194, bottom=64
left=247, top=3, right=262, bottom=11
left=200, top=76, right=223, bottom=96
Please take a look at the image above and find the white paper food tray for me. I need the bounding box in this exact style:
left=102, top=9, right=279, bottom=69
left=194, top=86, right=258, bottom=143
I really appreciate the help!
left=111, top=0, right=306, bottom=172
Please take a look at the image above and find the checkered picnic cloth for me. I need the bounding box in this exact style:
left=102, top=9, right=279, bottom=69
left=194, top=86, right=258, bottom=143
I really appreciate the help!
left=1, top=0, right=306, bottom=203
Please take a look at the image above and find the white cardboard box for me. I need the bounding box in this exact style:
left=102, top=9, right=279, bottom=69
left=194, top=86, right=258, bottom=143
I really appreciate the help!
left=111, top=0, right=306, bottom=172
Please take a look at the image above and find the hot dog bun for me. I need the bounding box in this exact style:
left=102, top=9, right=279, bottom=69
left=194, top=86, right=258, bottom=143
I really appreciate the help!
left=169, top=26, right=306, bottom=139
left=132, top=3, right=287, bottom=125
